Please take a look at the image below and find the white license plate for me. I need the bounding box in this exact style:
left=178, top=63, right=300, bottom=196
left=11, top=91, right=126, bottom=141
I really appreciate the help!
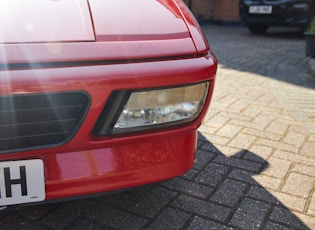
left=249, top=5, right=272, bottom=14
left=0, top=159, right=45, bottom=206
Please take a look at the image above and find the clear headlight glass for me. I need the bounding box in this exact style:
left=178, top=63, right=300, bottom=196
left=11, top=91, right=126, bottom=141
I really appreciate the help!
left=113, top=82, right=209, bottom=133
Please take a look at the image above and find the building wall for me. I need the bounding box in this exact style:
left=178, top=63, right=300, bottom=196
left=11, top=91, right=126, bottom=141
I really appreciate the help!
left=183, top=0, right=240, bottom=23
left=213, top=0, right=240, bottom=22
left=184, top=0, right=213, bottom=21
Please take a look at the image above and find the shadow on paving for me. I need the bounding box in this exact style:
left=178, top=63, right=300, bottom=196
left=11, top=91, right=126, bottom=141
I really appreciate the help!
left=249, top=27, right=305, bottom=40
left=0, top=133, right=310, bottom=229
left=171, top=132, right=309, bottom=229
left=203, top=25, right=315, bottom=91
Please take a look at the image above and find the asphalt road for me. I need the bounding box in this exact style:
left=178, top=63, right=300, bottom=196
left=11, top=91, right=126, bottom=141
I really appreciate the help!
left=1, top=25, right=314, bottom=230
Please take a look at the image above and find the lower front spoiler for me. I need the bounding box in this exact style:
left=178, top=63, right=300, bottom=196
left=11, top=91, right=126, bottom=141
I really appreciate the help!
left=41, top=130, right=198, bottom=202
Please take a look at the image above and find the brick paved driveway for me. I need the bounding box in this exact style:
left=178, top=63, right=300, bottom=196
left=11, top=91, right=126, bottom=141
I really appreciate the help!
left=1, top=26, right=314, bottom=230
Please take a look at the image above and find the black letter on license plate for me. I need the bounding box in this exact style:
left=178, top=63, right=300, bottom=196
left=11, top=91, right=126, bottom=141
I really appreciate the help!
left=4, top=166, right=28, bottom=197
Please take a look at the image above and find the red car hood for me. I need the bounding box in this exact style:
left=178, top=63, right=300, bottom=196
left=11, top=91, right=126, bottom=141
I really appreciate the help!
left=1, top=0, right=189, bottom=43
left=0, top=0, right=94, bottom=43
left=0, top=0, right=209, bottom=64
left=90, top=0, right=191, bottom=42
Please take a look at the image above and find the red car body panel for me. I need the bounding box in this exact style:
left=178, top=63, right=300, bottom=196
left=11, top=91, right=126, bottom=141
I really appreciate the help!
left=0, top=0, right=95, bottom=43
left=89, top=0, right=190, bottom=41
left=0, top=0, right=217, bottom=205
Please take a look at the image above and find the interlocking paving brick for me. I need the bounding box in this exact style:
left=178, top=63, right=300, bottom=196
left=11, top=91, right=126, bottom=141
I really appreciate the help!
left=0, top=214, right=44, bottom=230
left=216, top=124, right=242, bottom=139
left=204, top=108, right=220, bottom=120
left=270, top=206, right=310, bottom=230
left=187, top=216, right=234, bottom=230
left=198, top=132, right=208, bottom=142
left=146, top=208, right=191, bottom=230
left=193, top=149, right=217, bottom=170
left=127, top=187, right=177, bottom=219
left=288, top=124, right=309, bottom=134
left=16, top=203, right=58, bottom=221
left=241, top=105, right=262, bottom=118
left=197, top=140, right=204, bottom=148
left=229, top=198, right=271, bottom=229
left=210, top=179, right=248, bottom=207
left=246, top=185, right=280, bottom=205
left=212, top=88, right=230, bottom=98
left=195, top=163, right=231, bottom=187
left=251, top=115, right=274, bottom=131
left=292, top=164, right=315, bottom=177
left=308, top=193, right=315, bottom=215
left=229, top=100, right=250, bottom=112
left=200, top=134, right=230, bottom=145
left=228, top=133, right=256, bottom=149
left=66, top=217, right=107, bottom=230
left=181, top=168, right=199, bottom=180
left=252, top=174, right=282, bottom=190
left=255, top=94, right=276, bottom=106
left=266, top=121, right=290, bottom=135
left=246, top=145, right=273, bottom=162
left=219, top=111, right=252, bottom=122
left=247, top=89, right=265, bottom=101
left=268, top=190, right=307, bottom=212
left=214, top=155, right=263, bottom=173
left=301, top=142, right=315, bottom=158
left=283, top=131, right=306, bottom=147
left=294, top=212, right=315, bottom=230
left=243, top=128, right=282, bottom=141
left=256, top=139, right=299, bottom=153
left=198, top=125, right=217, bottom=135
left=200, top=142, right=222, bottom=154
left=206, top=116, right=230, bottom=129
left=218, top=95, right=239, bottom=107
left=228, top=169, right=258, bottom=185
left=212, top=145, right=242, bottom=157
left=261, top=157, right=292, bottom=179
left=264, top=221, right=293, bottom=230
left=229, top=119, right=262, bottom=130
left=96, top=191, right=139, bottom=208
left=39, top=199, right=98, bottom=229
left=281, top=172, right=314, bottom=198
left=129, top=184, right=155, bottom=196
left=0, top=208, right=8, bottom=219
left=273, top=150, right=315, bottom=166
left=161, top=178, right=213, bottom=199
left=263, top=109, right=295, bottom=120
left=171, top=195, right=232, bottom=223
left=86, top=204, right=148, bottom=230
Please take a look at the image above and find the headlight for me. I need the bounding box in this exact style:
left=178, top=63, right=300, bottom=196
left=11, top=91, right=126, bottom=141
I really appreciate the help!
left=93, top=82, right=209, bottom=135
left=292, top=3, right=309, bottom=10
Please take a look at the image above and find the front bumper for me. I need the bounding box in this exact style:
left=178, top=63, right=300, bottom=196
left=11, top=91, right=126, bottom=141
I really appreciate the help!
left=44, top=129, right=198, bottom=201
left=0, top=54, right=216, bottom=203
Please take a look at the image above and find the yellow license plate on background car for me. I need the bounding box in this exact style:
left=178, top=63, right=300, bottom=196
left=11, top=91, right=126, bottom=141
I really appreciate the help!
left=0, top=159, right=45, bottom=206
left=249, top=5, right=272, bottom=14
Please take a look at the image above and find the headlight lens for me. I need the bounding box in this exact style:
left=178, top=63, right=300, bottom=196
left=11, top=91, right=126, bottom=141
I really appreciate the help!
left=113, top=82, right=209, bottom=133
left=292, top=3, right=308, bottom=10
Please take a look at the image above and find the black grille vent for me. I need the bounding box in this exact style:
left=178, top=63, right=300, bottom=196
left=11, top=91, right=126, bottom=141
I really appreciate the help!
left=0, top=92, right=90, bottom=153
